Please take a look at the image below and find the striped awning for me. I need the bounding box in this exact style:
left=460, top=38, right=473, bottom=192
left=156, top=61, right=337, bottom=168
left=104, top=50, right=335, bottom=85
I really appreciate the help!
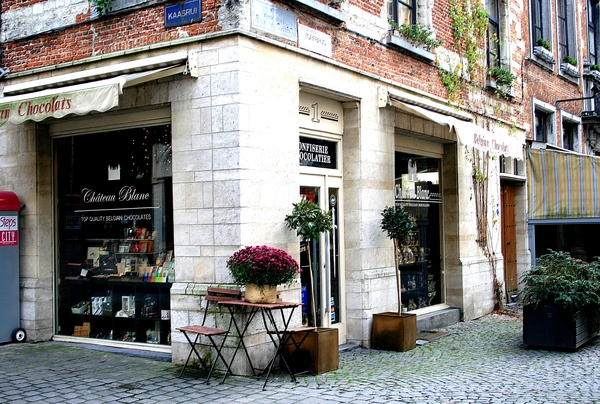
left=528, top=148, right=600, bottom=220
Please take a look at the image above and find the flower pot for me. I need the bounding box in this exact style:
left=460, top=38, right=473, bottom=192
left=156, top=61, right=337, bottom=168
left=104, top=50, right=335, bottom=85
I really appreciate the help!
left=371, top=312, right=417, bottom=352
left=282, top=327, right=339, bottom=374
left=523, top=304, right=599, bottom=350
left=244, top=283, right=278, bottom=304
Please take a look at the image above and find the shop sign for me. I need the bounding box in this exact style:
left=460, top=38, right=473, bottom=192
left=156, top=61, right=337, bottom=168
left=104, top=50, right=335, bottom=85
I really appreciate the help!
left=251, top=0, right=297, bottom=41
left=75, top=184, right=154, bottom=223
left=298, top=24, right=332, bottom=58
left=164, top=0, right=201, bottom=28
left=395, top=158, right=442, bottom=207
left=299, top=136, right=337, bottom=169
left=0, top=215, right=18, bottom=246
left=0, top=84, right=120, bottom=126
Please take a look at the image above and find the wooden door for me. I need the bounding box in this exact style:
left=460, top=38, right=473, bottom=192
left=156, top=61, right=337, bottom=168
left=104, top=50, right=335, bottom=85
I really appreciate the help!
left=501, top=183, right=518, bottom=295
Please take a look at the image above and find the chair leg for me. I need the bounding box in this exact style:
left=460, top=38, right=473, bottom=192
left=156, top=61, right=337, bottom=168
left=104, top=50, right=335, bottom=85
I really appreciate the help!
left=285, top=332, right=314, bottom=376
left=205, top=334, right=230, bottom=384
left=179, top=332, right=202, bottom=378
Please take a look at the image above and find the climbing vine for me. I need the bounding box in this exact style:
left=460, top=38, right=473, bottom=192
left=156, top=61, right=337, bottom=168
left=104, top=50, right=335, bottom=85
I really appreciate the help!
left=449, top=0, right=488, bottom=76
left=89, top=0, right=114, bottom=15
left=439, top=0, right=489, bottom=100
left=466, top=147, right=504, bottom=310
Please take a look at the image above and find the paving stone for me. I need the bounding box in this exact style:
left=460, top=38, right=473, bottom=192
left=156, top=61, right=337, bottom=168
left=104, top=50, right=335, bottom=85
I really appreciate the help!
left=2, top=310, right=600, bottom=402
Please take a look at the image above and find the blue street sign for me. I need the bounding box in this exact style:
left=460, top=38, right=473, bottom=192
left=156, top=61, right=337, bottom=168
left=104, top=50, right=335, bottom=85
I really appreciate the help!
left=164, top=0, right=202, bottom=28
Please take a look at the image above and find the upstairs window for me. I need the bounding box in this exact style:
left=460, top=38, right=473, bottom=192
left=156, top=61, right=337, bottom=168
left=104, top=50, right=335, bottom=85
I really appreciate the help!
left=534, top=104, right=555, bottom=144
left=531, top=0, right=545, bottom=45
left=487, top=0, right=501, bottom=69
left=392, top=0, right=416, bottom=25
left=557, top=0, right=577, bottom=65
left=562, top=120, right=579, bottom=151
left=531, top=0, right=553, bottom=55
left=589, top=0, right=598, bottom=65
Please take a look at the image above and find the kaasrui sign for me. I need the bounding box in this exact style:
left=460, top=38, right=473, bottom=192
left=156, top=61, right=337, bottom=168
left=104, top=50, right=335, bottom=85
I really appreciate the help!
left=0, top=81, right=121, bottom=126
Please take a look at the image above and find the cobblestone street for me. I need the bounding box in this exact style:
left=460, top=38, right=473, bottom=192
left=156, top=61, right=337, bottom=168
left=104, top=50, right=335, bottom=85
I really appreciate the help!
left=1, top=311, right=599, bottom=403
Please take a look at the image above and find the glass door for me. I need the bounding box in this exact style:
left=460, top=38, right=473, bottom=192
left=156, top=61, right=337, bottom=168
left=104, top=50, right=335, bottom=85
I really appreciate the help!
left=299, top=175, right=343, bottom=331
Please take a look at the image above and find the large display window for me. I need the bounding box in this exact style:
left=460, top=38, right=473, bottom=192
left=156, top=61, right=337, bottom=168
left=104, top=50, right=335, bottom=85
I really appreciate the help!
left=54, top=125, right=174, bottom=345
left=395, top=152, right=442, bottom=311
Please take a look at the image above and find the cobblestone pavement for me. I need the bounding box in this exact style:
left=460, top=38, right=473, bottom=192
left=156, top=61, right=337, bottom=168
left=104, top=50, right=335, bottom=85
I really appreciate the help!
left=1, top=309, right=600, bottom=403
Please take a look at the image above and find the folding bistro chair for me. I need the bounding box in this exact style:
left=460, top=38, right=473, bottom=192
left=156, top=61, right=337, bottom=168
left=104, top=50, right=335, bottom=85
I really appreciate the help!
left=280, top=326, right=316, bottom=376
left=177, top=287, right=241, bottom=383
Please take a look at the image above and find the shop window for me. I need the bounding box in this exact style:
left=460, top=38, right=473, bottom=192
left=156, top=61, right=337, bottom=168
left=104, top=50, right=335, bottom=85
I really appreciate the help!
left=534, top=223, right=600, bottom=263
left=394, top=152, right=442, bottom=311
left=54, top=125, right=174, bottom=345
left=557, top=0, right=577, bottom=69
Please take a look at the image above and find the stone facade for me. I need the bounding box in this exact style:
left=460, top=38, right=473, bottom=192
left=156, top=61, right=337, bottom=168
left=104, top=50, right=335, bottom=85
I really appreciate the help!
left=0, top=0, right=592, bottom=369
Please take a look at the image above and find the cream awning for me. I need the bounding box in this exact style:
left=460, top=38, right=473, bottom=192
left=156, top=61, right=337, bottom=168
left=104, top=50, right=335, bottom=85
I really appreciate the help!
left=0, top=65, right=185, bottom=126
left=388, top=98, right=525, bottom=160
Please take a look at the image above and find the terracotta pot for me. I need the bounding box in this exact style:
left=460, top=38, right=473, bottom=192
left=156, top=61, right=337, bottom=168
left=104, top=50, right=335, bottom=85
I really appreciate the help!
left=244, top=283, right=277, bottom=304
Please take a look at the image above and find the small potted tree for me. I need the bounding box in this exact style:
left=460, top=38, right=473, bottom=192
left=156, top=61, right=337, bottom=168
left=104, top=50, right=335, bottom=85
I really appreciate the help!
left=285, top=198, right=333, bottom=326
left=521, top=250, right=600, bottom=350
left=371, top=205, right=417, bottom=352
left=284, top=199, right=338, bottom=374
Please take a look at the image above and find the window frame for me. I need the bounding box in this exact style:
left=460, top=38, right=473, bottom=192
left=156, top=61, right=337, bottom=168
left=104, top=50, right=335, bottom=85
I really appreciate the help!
left=589, top=0, right=598, bottom=65
left=392, top=0, right=417, bottom=26
left=556, top=0, right=577, bottom=65
left=532, top=0, right=545, bottom=45
left=531, top=0, right=553, bottom=58
left=560, top=111, right=581, bottom=152
left=487, top=0, right=501, bottom=69
left=533, top=99, right=557, bottom=144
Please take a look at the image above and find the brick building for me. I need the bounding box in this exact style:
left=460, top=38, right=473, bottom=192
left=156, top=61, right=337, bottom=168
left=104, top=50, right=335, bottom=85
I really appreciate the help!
left=523, top=0, right=600, bottom=264
left=0, top=0, right=593, bottom=369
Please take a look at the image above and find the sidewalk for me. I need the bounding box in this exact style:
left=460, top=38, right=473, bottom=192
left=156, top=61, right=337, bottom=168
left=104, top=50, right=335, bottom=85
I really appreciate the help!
left=1, top=309, right=599, bottom=403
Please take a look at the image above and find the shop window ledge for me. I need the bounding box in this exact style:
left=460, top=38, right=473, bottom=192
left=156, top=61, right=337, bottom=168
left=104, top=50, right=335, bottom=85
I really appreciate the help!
left=385, top=35, right=436, bottom=64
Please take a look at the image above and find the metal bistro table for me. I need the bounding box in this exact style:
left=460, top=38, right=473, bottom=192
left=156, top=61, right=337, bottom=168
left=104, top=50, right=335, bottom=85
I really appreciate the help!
left=218, top=299, right=301, bottom=389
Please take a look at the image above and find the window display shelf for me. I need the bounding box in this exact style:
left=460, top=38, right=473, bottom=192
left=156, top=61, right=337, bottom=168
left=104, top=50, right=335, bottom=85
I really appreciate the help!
left=61, top=278, right=172, bottom=345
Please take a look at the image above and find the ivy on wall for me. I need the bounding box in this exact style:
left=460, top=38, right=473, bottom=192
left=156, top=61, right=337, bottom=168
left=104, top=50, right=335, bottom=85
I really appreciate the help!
left=89, top=0, right=114, bottom=15
left=466, top=146, right=504, bottom=310
left=438, top=0, right=489, bottom=102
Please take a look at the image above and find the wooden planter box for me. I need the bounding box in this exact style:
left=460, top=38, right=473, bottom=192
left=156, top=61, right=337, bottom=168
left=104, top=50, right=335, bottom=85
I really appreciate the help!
left=371, top=312, right=417, bottom=352
left=523, top=305, right=599, bottom=350
left=282, top=327, right=339, bottom=374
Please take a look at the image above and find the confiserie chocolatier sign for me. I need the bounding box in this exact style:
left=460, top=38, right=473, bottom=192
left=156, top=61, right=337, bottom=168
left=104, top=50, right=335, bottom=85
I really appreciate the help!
left=299, top=136, right=337, bottom=169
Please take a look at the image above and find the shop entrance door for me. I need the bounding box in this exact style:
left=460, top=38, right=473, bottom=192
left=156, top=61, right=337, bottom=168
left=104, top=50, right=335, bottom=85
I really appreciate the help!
left=501, top=182, right=518, bottom=297
left=299, top=174, right=344, bottom=338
